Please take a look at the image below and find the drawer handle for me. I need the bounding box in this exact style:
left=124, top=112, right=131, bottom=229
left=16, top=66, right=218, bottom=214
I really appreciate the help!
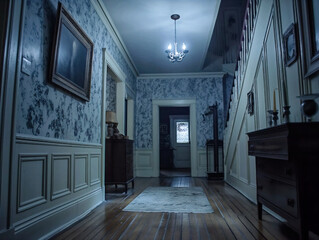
left=285, top=168, right=293, bottom=176
left=249, top=144, right=255, bottom=150
left=287, top=198, right=295, bottom=207
left=257, top=185, right=263, bottom=190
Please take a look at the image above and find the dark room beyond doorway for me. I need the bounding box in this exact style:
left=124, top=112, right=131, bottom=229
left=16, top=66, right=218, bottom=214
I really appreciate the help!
left=159, top=107, right=190, bottom=177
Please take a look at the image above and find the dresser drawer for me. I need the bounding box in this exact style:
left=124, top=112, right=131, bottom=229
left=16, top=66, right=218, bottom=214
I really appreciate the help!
left=257, top=176, right=298, bottom=217
left=248, top=137, right=288, bottom=160
left=257, top=158, right=296, bottom=183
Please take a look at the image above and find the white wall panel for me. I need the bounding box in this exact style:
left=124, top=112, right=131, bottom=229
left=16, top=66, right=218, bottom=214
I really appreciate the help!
left=74, top=155, right=88, bottom=192
left=18, top=154, right=47, bottom=212
left=12, top=135, right=103, bottom=239
left=90, top=154, right=100, bottom=186
left=51, top=155, right=71, bottom=200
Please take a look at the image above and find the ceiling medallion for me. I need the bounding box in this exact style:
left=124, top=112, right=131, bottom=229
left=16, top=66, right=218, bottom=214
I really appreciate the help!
left=165, top=14, right=188, bottom=62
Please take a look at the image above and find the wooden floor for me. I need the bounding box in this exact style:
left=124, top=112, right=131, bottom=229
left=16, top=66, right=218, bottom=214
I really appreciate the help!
left=51, top=177, right=319, bottom=240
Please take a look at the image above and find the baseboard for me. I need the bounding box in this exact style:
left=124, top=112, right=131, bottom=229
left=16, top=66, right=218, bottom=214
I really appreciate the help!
left=14, top=189, right=103, bottom=240
left=225, top=174, right=256, bottom=203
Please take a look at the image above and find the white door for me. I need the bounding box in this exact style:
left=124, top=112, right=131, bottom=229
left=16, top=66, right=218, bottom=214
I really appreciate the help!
left=170, top=115, right=190, bottom=168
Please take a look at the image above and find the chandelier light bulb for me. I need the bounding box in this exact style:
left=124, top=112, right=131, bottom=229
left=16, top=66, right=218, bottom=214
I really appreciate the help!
left=168, top=44, right=172, bottom=50
left=182, top=43, right=186, bottom=50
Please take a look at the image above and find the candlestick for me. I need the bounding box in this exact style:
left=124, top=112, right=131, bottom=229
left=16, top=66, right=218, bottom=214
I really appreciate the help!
left=273, top=90, right=276, bottom=111
left=272, top=110, right=278, bottom=126
left=282, top=80, right=288, bottom=106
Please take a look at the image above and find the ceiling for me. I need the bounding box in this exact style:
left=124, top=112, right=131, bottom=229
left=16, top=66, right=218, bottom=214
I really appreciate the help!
left=102, top=0, right=221, bottom=75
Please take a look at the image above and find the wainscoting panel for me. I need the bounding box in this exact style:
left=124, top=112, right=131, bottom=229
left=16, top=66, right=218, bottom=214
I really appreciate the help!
left=74, top=155, right=89, bottom=192
left=90, top=154, right=100, bottom=186
left=135, top=148, right=212, bottom=177
left=12, top=134, right=103, bottom=239
left=135, top=149, right=153, bottom=177
left=18, top=154, right=47, bottom=212
left=197, top=149, right=207, bottom=177
left=51, top=154, right=71, bottom=200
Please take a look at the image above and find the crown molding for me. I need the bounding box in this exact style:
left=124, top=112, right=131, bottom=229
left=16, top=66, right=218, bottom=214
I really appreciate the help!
left=137, top=72, right=225, bottom=80
left=91, top=0, right=139, bottom=77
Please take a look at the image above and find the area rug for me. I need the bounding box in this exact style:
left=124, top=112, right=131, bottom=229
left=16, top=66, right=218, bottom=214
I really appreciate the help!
left=123, top=187, right=213, bottom=213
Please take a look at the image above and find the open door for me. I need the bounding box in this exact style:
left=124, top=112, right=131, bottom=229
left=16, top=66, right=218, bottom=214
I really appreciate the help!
left=169, top=115, right=190, bottom=168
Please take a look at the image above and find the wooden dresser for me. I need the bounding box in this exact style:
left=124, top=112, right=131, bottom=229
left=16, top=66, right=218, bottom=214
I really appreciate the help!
left=247, top=123, right=319, bottom=240
left=105, top=139, right=134, bottom=193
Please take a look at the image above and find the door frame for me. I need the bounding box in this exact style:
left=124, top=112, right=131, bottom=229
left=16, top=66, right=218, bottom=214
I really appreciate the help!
left=152, top=99, right=197, bottom=177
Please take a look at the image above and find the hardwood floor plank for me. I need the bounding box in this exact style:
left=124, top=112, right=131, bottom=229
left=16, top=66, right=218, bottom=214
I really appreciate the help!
left=50, top=177, right=318, bottom=240
left=154, top=213, right=169, bottom=240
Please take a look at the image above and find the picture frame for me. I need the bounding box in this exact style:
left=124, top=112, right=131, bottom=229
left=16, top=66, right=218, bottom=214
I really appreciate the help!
left=247, top=91, right=254, bottom=115
left=50, top=2, right=93, bottom=101
left=283, top=24, right=297, bottom=66
left=299, top=0, right=319, bottom=77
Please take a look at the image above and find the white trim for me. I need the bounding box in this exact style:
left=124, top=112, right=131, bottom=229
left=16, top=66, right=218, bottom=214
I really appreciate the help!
left=152, top=99, right=197, bottom=177
left=101, top=48, right=107, bottom=194
left=104, top=48, right=127, bottom=134
left=116, top=81, right=125, bottom=134
left=17, top=189, right=102, bottom=236
left=0, top=0, right=25, bottom=232
left=104, top=49, right=126, bottom=82
left=15, top=134, right=102, bottom=148
left=127, top=99, right=134, bottom=140
left=91, top=0, right=138, bottom=76
left=39, top=198, right=101, bottom=240
left=138, top=72, right=225, bottom=79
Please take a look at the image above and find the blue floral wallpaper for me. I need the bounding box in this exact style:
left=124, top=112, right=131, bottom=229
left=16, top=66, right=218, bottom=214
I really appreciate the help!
left=135, top=77, right=224, bottom=148
left=16, top=0, right=136, bottom=143
left=105, top=73, right=116, bottom=112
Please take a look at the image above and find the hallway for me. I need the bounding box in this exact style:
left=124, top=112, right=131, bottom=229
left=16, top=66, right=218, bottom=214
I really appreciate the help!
left=51, top=177, right=313, bottom=240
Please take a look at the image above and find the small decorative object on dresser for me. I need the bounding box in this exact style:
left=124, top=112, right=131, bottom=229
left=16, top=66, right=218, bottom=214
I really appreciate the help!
left=105, top=138, right=134, bottom=194
left=297, top=94, right=319, bottom=121
left=105, top=111, right=117, bottom=138
left=247, top=123, right=319, bottom=240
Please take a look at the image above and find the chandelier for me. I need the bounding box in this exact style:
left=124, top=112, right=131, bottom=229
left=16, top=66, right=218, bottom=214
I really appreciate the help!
left=165, top=14, right=188, bottom=62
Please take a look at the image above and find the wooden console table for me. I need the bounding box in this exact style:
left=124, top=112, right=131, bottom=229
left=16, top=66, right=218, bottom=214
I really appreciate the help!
left=105, top=139, right=134, bottom=193
left=247, top=123, right=319, bottom=240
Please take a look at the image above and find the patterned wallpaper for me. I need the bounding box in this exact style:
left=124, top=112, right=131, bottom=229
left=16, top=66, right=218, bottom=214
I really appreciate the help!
left=135, top=77, right=224, bottom=149
left=105, top=73, right=116, bottom=112
left=16, top=0, right=136, bottom=143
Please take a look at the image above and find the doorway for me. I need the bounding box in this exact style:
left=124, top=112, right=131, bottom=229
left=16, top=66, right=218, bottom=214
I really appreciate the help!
left=159, top=107, right=190, bottom=177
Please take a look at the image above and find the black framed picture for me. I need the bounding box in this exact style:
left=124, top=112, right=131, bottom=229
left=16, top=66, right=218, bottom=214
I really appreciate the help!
left=50, top=2, right=94, bottom=101
left=247, top=91, right=254, bottom=115
left=299, top=0, right=319, bottom=77
left=283, top=24, right=297, bottom=66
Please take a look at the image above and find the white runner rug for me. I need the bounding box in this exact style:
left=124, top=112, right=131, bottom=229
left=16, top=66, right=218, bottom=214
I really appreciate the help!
left=123, top=187, right=214, bottom=213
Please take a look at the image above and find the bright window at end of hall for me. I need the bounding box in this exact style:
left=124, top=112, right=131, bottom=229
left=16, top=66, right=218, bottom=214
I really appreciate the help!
left=176, top=121, right=189, bottom=143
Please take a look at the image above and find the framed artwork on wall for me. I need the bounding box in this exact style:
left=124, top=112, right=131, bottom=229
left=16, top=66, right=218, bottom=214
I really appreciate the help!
left=299, top=0, right=319, bottom=77
left=247, top=91, right=254, bottom=115
left=49, top=2, right=94, bottom=101
left=283, top=24, right=297, bottom=66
